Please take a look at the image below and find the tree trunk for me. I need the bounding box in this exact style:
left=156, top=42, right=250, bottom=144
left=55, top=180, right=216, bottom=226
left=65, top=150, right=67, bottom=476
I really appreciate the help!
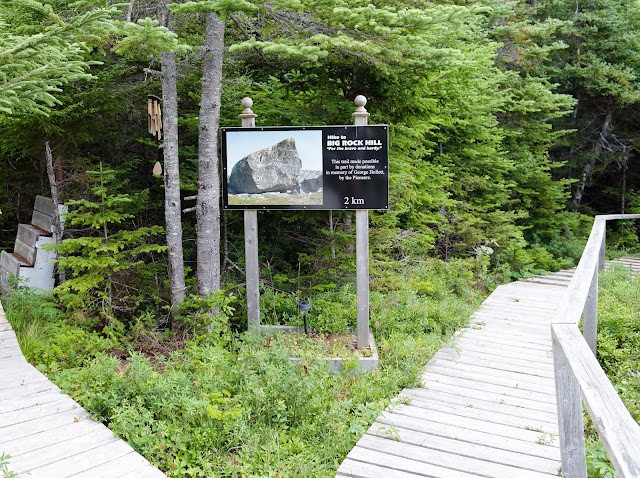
left=196, top=12, right=225, bottom=297
left=126, top=0, right=134, bottom=22
left=572, top=111, right=613, bottom=209
left=572, top=156, right=598, bottom=210
left=162, top=49, right=186, bottom=314
left=45, top=141, right=65, bottom=284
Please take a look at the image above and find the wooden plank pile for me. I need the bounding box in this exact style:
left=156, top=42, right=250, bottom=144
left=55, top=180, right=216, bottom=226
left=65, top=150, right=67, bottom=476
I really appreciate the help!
left=0, top=196, right=63, bottom=292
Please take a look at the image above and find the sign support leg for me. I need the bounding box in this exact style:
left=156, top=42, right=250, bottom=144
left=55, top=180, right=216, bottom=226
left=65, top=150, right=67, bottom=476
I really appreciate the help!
left=356, top=209, right=369, bottom=349
left=245, top=209, right=260, bottom=332
left=239, top=98, right=260, bottom=332
left=353, top=95, right=371, bottom=349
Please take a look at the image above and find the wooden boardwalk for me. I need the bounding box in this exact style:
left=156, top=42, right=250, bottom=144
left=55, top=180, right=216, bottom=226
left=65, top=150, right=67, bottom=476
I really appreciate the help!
left=336, top=258, right=639, bottom=478
left=0, top=301, right=165, bottom=477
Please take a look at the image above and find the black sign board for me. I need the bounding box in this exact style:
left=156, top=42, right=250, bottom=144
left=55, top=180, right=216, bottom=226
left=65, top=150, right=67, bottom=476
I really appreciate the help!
left=221, top=125, right=388, bottom=210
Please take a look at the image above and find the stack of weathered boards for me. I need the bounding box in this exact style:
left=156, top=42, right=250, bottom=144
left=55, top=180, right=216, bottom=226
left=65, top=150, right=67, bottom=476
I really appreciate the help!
left=0, top=196, right=62, bottom=293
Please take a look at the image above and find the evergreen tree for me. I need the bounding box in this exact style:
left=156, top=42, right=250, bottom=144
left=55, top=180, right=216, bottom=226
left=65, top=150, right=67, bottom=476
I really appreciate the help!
left=227, top=0, right=576, bottom=258
left=0, top=0, right=115, bottom=116
left=536, top=0, right=640, bottom=211
left=51, top=165, right=165, bottom=316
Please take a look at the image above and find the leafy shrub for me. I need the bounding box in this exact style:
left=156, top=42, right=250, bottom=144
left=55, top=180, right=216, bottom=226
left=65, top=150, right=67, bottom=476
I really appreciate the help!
left=3, top=284, right=114, bottom=368
left=530, top=212, right=592, bottom=267
left=53, top=347, right=240, bottom=477
left=606, top=220, right=640, bottom=253
left=0, top=453, right=17, bottom=478
left=586, top=437, right=617, bottom=478
left=172, top=291, right=237, bottom=344
left=4, top=258, right=487, bottom=477
left=583, top=264, right=640, bottom=476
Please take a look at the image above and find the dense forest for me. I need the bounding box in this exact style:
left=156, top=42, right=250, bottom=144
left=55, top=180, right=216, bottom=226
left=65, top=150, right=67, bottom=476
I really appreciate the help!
left=1, top=0, right=640, bottom=476
left=2, top=0, right=640, bottom=274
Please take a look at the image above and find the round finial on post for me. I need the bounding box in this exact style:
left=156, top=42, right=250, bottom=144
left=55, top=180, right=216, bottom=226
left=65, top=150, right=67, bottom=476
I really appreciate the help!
left=239, top=97, right=257, bottom=127
left=353, top=95, right=369, bottom=125
left=239, top=97, right=256, bottom=117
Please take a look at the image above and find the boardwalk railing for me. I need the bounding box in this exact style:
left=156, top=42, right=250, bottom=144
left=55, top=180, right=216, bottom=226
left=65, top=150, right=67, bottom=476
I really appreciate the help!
left=553, top=214, right=640, bottom=477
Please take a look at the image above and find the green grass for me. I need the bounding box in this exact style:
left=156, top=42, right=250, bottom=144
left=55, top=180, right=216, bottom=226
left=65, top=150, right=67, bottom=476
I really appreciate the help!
left=584, top=264, right=640, bottom=478
left=2, top=259, right=484, bottom=477
left=228, top=191, right=323, bottom=206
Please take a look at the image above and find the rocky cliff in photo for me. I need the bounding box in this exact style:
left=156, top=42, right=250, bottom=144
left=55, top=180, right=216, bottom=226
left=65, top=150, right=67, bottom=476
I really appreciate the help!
left=228, top=138, right=303, bottom=194
left=298, top=170, right=323, bottom=193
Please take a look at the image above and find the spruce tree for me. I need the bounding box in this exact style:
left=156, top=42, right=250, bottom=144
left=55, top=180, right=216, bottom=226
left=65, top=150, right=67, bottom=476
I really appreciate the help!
left=51, top=165, right=165, bottom=317
left=0, top=0, right=115, bottom=116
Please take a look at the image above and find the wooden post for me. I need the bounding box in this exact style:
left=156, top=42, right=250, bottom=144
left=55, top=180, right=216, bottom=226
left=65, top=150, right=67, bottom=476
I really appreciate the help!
left=586, top=222, right=604, bottom=355
left=583, top=267, right=598, bottom=355
left=239, top=98, right=260, bottom=332
left=353, top=95, right=370, bottom=349
left=598, top=227, right=606, bottom=271
left=553, top=331, right=587, bottom=477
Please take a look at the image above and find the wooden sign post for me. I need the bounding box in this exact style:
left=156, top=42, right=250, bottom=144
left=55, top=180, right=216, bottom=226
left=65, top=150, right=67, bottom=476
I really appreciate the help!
left=353, top=95, right=370, bottom=349
left=238, top=98, right=260, bottom=332
left=232, top=96, right=384, bottom=348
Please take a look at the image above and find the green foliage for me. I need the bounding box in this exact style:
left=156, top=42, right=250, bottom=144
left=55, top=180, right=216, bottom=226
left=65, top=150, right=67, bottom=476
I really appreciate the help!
left=3, top=284, right=115, bottom=368
left=112, top=18, right=190, bottom=60
left=52, top=350, right=241, bottom=477
left=169, top=0, right=258, bottom=16
left=583, top=264, right=640, bottom=476
left=0, top=0, right=118, bottom=116
left=258, top=260, right=480, bottom=338
left=173, top=291, right=237, bottom=343
left=0, top=453, right=18, bottom=478
left=535, top=212, right=593, bottom=264
left=586, top=440, right=617, bottom=478
left=50, top=165, right=166, bottom=315
left=531, top=0, right=640, bottom=210
left=605, top=220, right=640, bottom=253
left=213, top=0, right=579, bottom=277
left=5, top=257, right=486, bottom=477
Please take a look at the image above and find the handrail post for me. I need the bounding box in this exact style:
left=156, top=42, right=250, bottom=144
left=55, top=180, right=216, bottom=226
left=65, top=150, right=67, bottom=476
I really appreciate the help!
left=598, top=228, right=605, bottom=271
left=553, top=332, right=587, bottom=477
left=583, top=266, right=598, bottom=356
left=584, top=221, right=604, bottom=355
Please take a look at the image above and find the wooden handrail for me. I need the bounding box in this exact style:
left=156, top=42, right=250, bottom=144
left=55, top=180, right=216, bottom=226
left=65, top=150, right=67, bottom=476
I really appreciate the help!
left=553, top=214, right=640, bottom=478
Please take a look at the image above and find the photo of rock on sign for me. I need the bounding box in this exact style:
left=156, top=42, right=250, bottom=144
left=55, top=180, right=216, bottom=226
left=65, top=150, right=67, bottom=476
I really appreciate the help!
left=226, top=130, right=323, bottom=207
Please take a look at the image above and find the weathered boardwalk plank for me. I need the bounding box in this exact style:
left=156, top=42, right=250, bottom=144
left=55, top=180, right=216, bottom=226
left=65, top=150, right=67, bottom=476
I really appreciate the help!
left=335, top=267, right=586, bottom=477
left=0, top=300, right=165, bottom=477
left=337, top=258, right=640, bottom=477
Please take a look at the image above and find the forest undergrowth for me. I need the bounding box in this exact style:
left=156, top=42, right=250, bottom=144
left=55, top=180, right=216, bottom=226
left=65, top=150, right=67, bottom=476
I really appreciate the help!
left=3, top=229, right=640, bottom=477
left=584, top=264, right=640, bottom=478
left=5, top=259, right=490, bottom=477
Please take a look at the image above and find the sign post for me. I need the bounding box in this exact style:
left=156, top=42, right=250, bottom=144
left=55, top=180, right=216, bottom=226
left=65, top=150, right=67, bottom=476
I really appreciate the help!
left=228, top=96, right=387, bottom=347
left=239, top=98, right=260, bottom=333
left=353, top=96, right=370, bottom=349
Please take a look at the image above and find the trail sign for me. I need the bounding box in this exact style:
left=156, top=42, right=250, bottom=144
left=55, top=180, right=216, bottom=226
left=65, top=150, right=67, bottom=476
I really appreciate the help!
left=221, top=125, right=388, bottom=210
